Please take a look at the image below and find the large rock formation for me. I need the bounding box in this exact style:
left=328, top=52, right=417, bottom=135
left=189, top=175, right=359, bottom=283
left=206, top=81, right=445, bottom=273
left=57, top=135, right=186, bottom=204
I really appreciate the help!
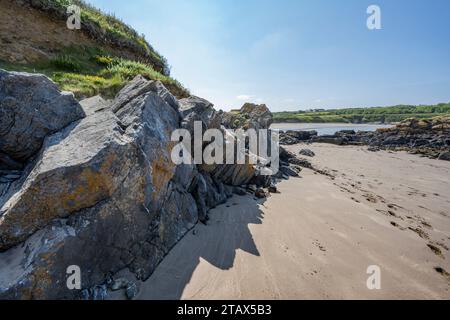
left=222, top=103, right=273, bottom=130
left=0, top=72, right=199, bottom=299
left=0, top=72, right=281, bottom=299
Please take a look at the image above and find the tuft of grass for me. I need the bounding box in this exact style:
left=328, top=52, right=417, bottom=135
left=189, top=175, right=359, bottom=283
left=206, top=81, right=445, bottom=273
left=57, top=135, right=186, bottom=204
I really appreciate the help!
left=50, top=54, right=82, bottom=72
left=52, top=72, right=124, bottom=98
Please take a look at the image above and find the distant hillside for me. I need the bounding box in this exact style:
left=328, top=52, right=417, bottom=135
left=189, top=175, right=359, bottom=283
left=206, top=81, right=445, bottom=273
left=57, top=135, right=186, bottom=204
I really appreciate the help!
left=0, top=0, right=189, bottom=98
left=273, top=103, right=450, bottom=124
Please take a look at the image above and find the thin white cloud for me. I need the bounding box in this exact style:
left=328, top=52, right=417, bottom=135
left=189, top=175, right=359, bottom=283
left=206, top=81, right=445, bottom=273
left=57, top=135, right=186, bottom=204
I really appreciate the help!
left=236, top=94, right=255, bottom=101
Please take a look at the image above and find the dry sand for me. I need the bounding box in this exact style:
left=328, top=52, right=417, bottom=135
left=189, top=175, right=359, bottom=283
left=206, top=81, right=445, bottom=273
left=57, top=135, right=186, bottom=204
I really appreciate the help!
left=137, top=144, right=450, bottom=300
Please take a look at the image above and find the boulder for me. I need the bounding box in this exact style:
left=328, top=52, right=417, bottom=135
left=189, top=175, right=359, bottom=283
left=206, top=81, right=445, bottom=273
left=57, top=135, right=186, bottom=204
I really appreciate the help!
left=222, top=103, right=273, bottom=130
left=254, top=188, right=267, bottom=199
left=0, top=110, right=133, bottom=251
left=179, top=95, right=221, bottom=133
left=0, top=70, right=85, bottom=165
left=438, top=151, right=450, bottom=161
left=240, top=103, right=273, bottom=130
left=79, top=95, right=109, bottom=116
left=280, top=165, right=299, bottom=177
left=299, top=149, right=315, bottom=157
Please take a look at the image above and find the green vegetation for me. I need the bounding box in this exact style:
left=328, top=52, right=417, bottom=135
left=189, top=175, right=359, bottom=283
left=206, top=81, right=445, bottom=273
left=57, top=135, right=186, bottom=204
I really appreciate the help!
left=34, top=0, right=167, bottom=71
left=273, top=104, right=450, bottom=124
left=0, top=46, right=189, bottom=99
left=1, top=0, right=190, bottom=99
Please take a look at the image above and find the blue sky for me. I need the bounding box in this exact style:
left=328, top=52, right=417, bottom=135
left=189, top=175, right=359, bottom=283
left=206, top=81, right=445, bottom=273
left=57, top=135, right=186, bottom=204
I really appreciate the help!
left=88, top=0, right=450, bottom=111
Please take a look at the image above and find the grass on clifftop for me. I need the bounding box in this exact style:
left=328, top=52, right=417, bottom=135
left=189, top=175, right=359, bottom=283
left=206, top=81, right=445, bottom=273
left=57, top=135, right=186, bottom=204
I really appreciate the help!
left=34, top=0, right=167, bottom=70
left=274, top=104, right=450, bottom=124
left=0, top=46, right=189, bottom=99
left=1, top=0, right=190, bottom=99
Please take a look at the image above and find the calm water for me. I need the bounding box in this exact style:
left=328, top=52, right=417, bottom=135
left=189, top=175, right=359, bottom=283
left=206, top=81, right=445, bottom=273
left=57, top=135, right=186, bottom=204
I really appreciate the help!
left=271, top=123, right=393, bottom=136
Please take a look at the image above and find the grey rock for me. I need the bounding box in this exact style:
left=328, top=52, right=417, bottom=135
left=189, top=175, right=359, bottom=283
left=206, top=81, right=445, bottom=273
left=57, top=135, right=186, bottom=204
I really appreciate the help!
left=179, top=95, right=221, bottom=134
left=280, top=165, right=299, bottom=177
left=79, top=95, right=109, bottom=116
left=255, top=188, right=267, bottom=199
left=222, top=103, right=273, bottom=130
left=110, top=278, right=129, bottom=291
left=438, top=151, right=450, bottom=161
left=111, top=75, right=180, bottom=115
left=125, top=282, right=139, bottom=300
left=290, top=165, right=303, bottom=174
left=268, top=185, right=278, bottom=193
left=0, top=77, right=197, bottom=299
left=299, top=149, right=315, bottom=157
left=0, top=70, right=85, bottom=163
left=0, top=110, right=131, bottom=251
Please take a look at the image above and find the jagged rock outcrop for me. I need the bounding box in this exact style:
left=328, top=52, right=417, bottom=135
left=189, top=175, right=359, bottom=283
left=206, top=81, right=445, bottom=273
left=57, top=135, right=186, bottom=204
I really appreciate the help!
left=0, top=71, right=283, bottom=299
left=0, top=72, right=200, bottom=299
left=0, top=70, right=85, bottom=167
left=179, top=95, right=222, bottom=133
left=222, top=103, right=273, bottom=130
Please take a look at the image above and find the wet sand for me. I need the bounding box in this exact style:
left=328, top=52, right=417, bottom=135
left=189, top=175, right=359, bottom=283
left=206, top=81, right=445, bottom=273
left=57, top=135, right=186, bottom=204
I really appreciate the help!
left=136, top=144, right=450, bottom=299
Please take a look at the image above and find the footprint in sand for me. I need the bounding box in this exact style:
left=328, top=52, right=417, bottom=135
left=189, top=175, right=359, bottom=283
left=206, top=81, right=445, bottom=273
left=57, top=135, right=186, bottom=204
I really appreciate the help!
left=427, top=243, right=445, bottom=259
left=434, top=242, right=449, bottom=251
left=434, top=267, right=450, bottom=282
left=421, top=221, right=433, bottom=229
left=313, top=240, right=327, bottom=252
left=390, top=221, right=406, bottom=231
left=363, top=194, right=378, bottom=203
left=351, top=197, right=361, bottom=204
left=376, top=209, right=403, bottom=220
left=408, top=227, right=430, bottom=240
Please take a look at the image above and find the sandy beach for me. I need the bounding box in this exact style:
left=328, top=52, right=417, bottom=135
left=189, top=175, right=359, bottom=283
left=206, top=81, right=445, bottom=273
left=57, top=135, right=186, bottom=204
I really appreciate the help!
left=133, top=144, right=450, bottom=300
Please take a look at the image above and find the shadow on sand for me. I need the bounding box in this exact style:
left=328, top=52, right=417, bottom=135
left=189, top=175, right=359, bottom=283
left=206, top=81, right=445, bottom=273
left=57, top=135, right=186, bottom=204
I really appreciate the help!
left=137, top=194, right=265, bottom=299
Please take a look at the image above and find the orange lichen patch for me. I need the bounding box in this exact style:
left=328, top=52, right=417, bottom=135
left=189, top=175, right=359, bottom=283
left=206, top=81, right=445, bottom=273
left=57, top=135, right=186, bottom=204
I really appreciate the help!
left=151, top=147, right=175, bottom=202
left=135, top=174, right=147, bottom=204
left=0, top=152, right=121, bottom=249
left=151, top=160, right=174, bottom=201
left=27, top=265, right=54, bottom=300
